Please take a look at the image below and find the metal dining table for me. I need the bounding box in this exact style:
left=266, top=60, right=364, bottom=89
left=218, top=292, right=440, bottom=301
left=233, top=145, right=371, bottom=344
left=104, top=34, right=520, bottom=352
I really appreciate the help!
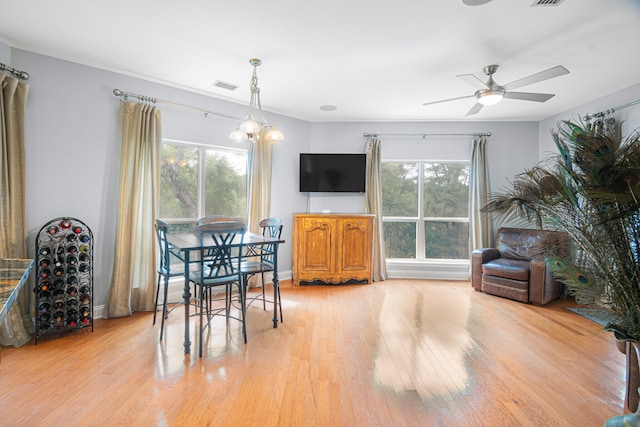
left=166, top=231, right=284, bottom=355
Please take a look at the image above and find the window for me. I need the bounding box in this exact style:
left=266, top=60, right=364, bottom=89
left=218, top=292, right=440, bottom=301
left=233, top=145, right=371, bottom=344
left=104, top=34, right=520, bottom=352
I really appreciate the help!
left=381, top=161, right=470, bottom=260
left=159, top=139, right=248, bottom=226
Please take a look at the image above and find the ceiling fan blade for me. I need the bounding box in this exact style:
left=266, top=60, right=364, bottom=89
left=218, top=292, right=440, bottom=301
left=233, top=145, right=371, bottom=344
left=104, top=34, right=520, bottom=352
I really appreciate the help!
left=503, top=65, right=569, bottom=90
left=456, top=73, right=488, bottom=90
left=423, top=94, right=475, bottom=106
left=465, top=102, right=484, bottom=116
left=503, top=91, right=555, bottom=102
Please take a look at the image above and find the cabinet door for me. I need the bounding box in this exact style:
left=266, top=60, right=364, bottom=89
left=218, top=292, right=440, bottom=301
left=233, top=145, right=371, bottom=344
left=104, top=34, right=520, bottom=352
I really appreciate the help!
left=337, top=217, right=372, bottom=276
left=297, top=217, right=334, bottom=275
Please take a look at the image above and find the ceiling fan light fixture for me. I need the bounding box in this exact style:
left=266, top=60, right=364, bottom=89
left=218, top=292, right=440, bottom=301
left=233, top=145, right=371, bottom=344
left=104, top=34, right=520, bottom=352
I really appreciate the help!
left=477, top=88, right=505, bottom=106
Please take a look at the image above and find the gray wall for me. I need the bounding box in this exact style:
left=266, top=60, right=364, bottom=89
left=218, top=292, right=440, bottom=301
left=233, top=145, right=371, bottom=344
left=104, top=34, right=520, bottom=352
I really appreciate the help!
left=7, top=44, right=640, bottom=308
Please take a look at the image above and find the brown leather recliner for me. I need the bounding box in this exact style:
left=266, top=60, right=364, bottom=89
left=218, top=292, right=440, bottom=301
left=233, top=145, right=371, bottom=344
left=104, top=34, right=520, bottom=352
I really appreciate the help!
left=471, top=227, right=569, bottom=305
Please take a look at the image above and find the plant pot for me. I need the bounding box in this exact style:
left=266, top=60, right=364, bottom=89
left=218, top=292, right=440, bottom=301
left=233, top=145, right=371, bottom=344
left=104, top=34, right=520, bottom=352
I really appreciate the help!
left=602, top=394, right=640, bottom=426
left=613, top=334, right=640, bottom=413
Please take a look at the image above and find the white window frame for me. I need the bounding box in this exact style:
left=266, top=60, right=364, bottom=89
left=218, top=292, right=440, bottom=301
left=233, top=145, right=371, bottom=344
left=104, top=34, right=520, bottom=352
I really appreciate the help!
left=160, top=138, right=248, bottom=224
left=382, top=159, right=471, bottom=280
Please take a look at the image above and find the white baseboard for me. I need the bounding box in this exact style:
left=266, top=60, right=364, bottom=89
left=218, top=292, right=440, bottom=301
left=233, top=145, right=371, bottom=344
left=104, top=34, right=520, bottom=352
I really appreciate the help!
left=386, top=259, right=470, bottom=281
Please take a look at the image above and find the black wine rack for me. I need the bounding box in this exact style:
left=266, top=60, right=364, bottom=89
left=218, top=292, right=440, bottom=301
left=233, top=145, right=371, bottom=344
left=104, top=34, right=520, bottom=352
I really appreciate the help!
left=34, top=217, right=94, bottom=343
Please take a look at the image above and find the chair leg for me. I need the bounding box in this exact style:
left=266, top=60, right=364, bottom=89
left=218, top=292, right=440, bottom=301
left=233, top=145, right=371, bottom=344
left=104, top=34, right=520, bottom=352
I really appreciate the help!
left=239, top=282, right=247, bottom=344
left=261, top=272, right=266, bottom=310
left=159, top=274, right=170, bottom=340
left=153, top=273, right=162, bottom=325
left=277, top=283, right=283, bottom=323
left=199, top=285, right=205, bottom=358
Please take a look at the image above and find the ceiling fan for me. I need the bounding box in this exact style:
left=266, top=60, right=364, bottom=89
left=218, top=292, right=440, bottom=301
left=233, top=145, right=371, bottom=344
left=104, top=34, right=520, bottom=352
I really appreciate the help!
left=423, top=64, right=570, bottom=116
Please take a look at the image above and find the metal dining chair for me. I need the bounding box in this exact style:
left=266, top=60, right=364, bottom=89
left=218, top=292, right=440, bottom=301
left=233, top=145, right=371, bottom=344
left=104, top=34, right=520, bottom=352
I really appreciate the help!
left=153, top=219, right=185, bottom=340
left=190, top=221, right=248, bottom=357
left=241, top=217, right=283, bottom=322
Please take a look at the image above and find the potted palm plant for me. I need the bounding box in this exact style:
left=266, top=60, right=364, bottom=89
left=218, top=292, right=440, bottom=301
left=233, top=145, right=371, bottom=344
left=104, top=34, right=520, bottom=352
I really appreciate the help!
left=482, top=118, right=640, bottom=413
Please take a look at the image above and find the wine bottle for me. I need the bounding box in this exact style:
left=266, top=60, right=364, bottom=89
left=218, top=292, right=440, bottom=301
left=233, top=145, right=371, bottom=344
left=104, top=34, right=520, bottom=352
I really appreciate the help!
left=66, top=276, right=78, bottom=285
left=39, top=312, right=51, bottom=322
left=66, top=255, right=77, bottom=265
left=79, top=293, right=91, bottom=305
left=39, top=258, right=51, bottom=268
left=79, top=253, right=90, bottom=263
left=53, top=311, right=64, bottom=328
left=53, top=279, right=64, bottom=289
left=67, top=265, right=77, bottom=275
left=79, top=234, right=90, bottom=243
left=38, top=302, right=50, bottom=313
left=79, top=284, right=90, bottom=294
left=39, top=268, right=51, bottom=279
left=59, top=219, right=72, bottom=230
left=38, top=281, right=50, bottom=292
left=72, top=225, right=83, bottom=234
left=53, top=300, right=65, bottom=310
left=67, top=245, right=78, bottom=254
left=79, top=264, right=90, bottom=273
left=67, top=297, right=78, bottom=307
left=66, top=233, right=77, bottom=242
left=39, top=247, right=51, bottom=256
left=53, top=266, right=64, bottom=276
left=79, top=245, right=90, bottom=254
left=67, top=286, right=77, bottom=296
left=47, top=226, right=59, bottom=235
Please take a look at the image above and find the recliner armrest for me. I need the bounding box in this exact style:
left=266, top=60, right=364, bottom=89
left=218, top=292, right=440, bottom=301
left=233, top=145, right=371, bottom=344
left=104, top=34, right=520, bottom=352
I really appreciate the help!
left=471, top=248, right=500, bottom=291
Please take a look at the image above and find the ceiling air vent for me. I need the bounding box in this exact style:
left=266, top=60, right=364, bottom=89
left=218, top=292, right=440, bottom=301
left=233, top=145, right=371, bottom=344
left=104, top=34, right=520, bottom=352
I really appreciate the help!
left=531, top=0, right=565, bottom=6
left=212, top=80, right=239, bottom=91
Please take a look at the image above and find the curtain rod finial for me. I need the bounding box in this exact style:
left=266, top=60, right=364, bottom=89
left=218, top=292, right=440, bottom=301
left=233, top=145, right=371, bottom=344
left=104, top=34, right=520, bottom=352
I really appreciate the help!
left=113, top=89, right=122, bottom=97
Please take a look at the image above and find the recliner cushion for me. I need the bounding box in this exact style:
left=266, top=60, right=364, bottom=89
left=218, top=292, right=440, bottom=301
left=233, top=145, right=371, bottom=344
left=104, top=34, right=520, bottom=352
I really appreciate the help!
left=482, top=258, right=530, bottom=281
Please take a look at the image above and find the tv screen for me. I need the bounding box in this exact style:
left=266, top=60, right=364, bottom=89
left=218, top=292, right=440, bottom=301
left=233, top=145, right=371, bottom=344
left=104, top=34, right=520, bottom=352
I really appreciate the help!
left=299, top=153, right=366, bottom=193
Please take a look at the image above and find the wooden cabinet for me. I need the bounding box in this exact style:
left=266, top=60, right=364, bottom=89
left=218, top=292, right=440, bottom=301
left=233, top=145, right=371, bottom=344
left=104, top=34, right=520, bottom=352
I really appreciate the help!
left=292, top=213, right=374, bottom=286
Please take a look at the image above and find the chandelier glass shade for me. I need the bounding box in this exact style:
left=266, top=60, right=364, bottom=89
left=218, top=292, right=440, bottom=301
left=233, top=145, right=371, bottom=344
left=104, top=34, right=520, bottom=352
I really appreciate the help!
left=229, top=58, right=284, bottom=143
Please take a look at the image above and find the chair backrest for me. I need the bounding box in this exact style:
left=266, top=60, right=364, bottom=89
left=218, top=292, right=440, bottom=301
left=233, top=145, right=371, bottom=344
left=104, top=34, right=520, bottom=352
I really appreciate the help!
left=196, top=215, right=249, bottom=227
left=496, top=227, right=568, bottom=261
left=155, top=219, right=171, bottom=273
left=258, top=217, right=283, bottom=264
left=259, top=217, right=283, bottom=239
left=194, top=221, right=247, bottom=281
left=196, top=215, right=230, bottom=227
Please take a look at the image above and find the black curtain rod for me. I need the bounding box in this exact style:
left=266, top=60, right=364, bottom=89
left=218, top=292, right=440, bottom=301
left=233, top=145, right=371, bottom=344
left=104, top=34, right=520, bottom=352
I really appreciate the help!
left=363, top=132, right=491, bottom=138
left=112, top=89, right=240, bottom=121
left=0, top=63, right=29, bottom=80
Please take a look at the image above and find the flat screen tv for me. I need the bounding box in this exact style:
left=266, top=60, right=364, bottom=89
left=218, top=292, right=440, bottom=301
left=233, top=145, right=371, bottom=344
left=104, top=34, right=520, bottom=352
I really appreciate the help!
left=299, top=153, right=366, bottom=193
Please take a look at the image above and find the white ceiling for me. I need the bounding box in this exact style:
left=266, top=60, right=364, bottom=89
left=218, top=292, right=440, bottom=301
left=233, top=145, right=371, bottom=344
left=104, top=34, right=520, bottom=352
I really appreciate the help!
left=1, top=0, right=640, bottom=122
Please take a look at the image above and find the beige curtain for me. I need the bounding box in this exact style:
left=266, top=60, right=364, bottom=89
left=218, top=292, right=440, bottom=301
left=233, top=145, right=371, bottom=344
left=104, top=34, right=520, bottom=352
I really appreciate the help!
left=105, top=101, right=161, bottom=318
left=0, top=74, right=31, bottom=347
left=365, top=137, right=388, bottom=281
left=469, top=135, right=492, bottom=254
left=247, top=132, right=273, bottom=233
left=246, top=132, right=273, bottom=288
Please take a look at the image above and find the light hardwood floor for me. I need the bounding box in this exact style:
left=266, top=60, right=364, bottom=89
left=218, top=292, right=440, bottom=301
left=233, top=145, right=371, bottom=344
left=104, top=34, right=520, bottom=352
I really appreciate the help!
left=0, top=279, right=627, bottom=426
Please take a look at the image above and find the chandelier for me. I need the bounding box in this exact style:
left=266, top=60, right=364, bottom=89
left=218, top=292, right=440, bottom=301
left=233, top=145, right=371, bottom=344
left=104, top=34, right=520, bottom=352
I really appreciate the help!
left=229, top=58, right=284, bottom=143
